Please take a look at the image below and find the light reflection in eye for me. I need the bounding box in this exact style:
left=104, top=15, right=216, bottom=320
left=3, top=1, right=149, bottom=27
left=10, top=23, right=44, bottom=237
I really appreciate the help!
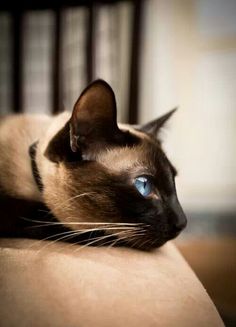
left=134, top=176, right=153, bottom=197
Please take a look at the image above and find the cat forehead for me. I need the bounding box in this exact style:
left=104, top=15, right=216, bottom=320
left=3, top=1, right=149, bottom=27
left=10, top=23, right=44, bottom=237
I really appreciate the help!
left=97, top=129, right=163, bottom=174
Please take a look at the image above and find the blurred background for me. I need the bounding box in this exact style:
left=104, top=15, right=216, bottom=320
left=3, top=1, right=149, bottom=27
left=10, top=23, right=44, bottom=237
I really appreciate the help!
left=0, top=0, right=235, bottom=324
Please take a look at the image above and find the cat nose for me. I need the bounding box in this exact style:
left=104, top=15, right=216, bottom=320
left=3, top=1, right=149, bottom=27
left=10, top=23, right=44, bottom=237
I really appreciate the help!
left=174, top=214, right=187, bottom=231
left=169, top=197, right=187, bottom=232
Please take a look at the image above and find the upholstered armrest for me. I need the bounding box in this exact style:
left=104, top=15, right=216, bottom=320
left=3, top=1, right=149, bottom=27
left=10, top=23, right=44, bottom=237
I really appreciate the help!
left=0, top=239, right=223, bottom=327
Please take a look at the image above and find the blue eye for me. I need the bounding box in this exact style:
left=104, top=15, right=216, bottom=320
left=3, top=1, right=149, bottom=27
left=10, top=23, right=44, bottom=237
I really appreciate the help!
left=134, top=176, right=152, bottom=197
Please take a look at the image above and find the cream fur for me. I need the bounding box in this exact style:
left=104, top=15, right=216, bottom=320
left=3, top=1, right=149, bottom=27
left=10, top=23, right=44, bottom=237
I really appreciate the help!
left=0, top=114, right=52, bottom=200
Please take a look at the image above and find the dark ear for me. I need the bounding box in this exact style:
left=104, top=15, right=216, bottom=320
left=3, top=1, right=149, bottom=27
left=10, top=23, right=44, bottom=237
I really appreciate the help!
left=44, top=122, right=78, bottom=163
left=139, top=108, right=177, bottom=137
left=44, top=80, right=125, bottom=162
left=69, top=79, right=123, bottom=153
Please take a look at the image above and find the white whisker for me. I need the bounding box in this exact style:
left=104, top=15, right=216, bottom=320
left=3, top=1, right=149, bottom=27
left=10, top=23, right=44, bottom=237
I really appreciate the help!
left=48, top=192, right=97, bottom=214
left=101, top=230, right=146, bottom=249
left=31, top=192, right=97, bottom=219
left=31, top=226, right=142, bottom=254
left=26, top=230, right=79, bottom=251
left=73, top=230, right=132, bottom=252
left=20, top=216, right=143, bottom=227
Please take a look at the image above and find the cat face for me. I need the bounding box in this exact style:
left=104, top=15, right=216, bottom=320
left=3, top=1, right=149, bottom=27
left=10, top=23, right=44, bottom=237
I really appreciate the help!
left=43, top=80, right=187, bottom=250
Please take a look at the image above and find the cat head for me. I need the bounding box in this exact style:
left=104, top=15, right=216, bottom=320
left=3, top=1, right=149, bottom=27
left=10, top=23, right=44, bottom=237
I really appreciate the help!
left=43, top=80, right=187, bottom=250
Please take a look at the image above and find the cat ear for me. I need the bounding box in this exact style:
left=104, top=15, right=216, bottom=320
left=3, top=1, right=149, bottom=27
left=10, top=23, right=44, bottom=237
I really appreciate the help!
left=69, top=79, right=122, bottom=153
left=44, top=122, right=77, bottom=163
left=44, top=80, right=140, bottom=163
left=139, top=108, right=177, bottom=137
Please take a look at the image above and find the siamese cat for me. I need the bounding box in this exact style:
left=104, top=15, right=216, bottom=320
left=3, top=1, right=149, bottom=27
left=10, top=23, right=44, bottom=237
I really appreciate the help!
left=0, top=80, right=186, bottom=250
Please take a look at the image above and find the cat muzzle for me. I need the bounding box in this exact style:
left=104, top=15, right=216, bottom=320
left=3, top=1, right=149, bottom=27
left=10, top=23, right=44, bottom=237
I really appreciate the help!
left=167, top=197, right=187, bottom=235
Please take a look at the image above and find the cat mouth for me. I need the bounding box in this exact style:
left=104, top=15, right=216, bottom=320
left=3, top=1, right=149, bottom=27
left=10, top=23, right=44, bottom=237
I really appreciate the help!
left=51, top=219, right=185, bottom=250
left=115, top=235, right=167, bottom=251
left=64, top=226, right=167, bottom=250
left=110, top=223, right=184, bottom=250
left=99, top=226, right=176, bottom=250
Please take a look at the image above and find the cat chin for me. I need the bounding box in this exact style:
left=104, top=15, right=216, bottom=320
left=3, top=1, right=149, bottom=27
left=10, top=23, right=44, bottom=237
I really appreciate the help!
left=99, top=226, right=176, bottom=251
left=116, top=237, right=168, bottom=251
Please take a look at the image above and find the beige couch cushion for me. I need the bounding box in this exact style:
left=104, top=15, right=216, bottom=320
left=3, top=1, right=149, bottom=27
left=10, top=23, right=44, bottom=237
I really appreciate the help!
left=0, top=239, right=223, bottom=327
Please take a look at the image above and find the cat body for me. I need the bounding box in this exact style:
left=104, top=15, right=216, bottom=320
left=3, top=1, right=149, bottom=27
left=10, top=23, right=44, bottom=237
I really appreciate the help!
left=0, top=80, right=187, bottom=249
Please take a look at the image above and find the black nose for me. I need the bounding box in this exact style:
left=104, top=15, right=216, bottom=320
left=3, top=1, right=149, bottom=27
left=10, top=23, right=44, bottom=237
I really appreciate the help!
left=168, top=197, right=187, bottom=232
left=174, top=213, right=187, bottom=231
